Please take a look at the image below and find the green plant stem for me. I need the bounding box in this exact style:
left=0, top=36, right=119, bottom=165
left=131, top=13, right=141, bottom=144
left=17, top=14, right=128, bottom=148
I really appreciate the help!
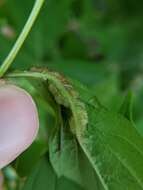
left=0, top=0, right=45, bottom=78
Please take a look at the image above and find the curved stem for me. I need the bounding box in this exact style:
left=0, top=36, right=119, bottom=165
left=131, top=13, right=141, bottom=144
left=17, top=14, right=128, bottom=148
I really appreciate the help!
left=0, top=0, right=45, bottom=77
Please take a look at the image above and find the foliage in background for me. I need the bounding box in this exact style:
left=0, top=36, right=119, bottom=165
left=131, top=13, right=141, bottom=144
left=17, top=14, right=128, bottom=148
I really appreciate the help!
left=1, top=0, right=143, bottom=189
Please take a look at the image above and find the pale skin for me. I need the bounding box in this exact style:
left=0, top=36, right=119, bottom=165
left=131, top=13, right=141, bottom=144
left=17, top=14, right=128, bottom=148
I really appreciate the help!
left=0, top=84, right=39, bottom=188
left=0, top=84, right=39, bottom=169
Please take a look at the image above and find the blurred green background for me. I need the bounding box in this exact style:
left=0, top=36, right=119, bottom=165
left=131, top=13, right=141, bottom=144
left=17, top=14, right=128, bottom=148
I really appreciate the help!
left=0, top=0, right=143, bottom=133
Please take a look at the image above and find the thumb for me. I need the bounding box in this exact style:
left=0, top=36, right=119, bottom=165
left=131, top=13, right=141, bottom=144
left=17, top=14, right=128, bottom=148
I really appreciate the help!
left=0, top=84, right=39, bottom=169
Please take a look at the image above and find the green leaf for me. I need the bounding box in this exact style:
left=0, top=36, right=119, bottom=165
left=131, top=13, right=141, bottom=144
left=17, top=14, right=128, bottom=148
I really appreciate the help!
left=7, top=70, right=102, bottom=189
left=49, top=107, right=83, bottom=186
left=22, top=157, right=84, bottom=190
left=49, top=106, right=103, bottom=189
left=14, top=140, right=48, bottom=177
left=22, top=158, right=56, bottom=190
left=119, top=91, right=133, bottom=122
left=7, top=69, right=143, bottom=190
left=78, top=105, right=143, bottom=189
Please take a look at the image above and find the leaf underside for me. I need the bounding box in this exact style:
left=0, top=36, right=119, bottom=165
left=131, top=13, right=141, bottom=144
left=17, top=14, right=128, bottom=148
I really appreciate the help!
left=7, top=69, right=143, bottom=190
